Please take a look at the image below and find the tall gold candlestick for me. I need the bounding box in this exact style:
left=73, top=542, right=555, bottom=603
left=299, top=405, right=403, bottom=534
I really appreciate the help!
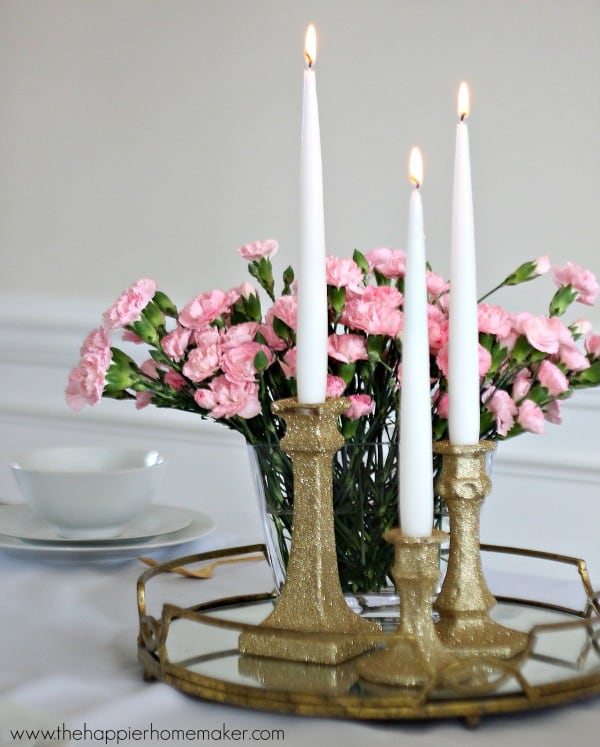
left=238, top=397, right=380, bottom=665
left=433, top=440, right=528, bottom=659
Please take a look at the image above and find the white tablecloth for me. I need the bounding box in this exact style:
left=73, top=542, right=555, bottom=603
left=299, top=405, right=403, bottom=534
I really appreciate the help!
left=1, top=527, right=599, bottom=747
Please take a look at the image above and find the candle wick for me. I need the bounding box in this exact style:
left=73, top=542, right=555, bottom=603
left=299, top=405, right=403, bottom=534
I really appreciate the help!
left=460, top=113, right=466, bottom=122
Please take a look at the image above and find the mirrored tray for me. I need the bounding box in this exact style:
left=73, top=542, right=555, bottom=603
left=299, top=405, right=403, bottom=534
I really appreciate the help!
left=137, top=544, right=600, bottom=725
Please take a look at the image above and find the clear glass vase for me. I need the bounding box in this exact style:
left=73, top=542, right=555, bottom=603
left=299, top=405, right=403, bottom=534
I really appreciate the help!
left=248, top=441, right=453, bottom=598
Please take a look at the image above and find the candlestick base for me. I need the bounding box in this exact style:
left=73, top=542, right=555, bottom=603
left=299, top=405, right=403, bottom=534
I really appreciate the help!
left=433, top=441, right=529, bottom=660
left=358, top=529, right=458, bottom=688
left=238, top=398, right=380, bottom=665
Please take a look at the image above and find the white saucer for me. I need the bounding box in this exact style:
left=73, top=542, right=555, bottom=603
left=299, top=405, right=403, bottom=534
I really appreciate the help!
left=0, top=504, right=192, bottom=544
left=0, top=505, right=216, bottom=560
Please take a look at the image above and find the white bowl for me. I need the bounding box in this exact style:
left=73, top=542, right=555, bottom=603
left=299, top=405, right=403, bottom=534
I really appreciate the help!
left=10, top=446, right=166, bottom=539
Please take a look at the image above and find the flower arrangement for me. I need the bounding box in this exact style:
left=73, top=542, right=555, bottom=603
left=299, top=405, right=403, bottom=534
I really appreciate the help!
left=66, top=241, right=600, bottom=591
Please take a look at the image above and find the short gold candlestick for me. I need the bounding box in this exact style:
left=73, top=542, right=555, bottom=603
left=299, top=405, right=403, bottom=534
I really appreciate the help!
left=238, top=397, right=380, bottom=665
left=358, top=529, right=457, bottom=688
left=433, top=440, right=528, bottom=659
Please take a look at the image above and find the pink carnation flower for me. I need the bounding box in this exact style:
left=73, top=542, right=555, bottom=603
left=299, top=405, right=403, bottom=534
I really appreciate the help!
left=182, top=339, right=221, bottom=383
left=544, top=399, right=563, bottom=425
left=436, top=343, right=491, bottom=378
left=425, top=271, right=449, bottom=298
left=280, top=347, right=296, bottom=378
left=161, top=326, right=191, bottom=362
left=102, top=278, right=157, bottom=330
left=193, top=375, right=261, bottom=419
left=80, top=327, right=112, bottom=368
left=164, top=369, right=186, bottom=391
left=266, top=295, right=297, bottom=331
left=327, top=334, right=369, bottom=363
left=572, top=319, right=593, bottom=337
left=485, top=389, right=517, bottom=437
left=427, top=307, right=448, bottom=355
left=238, top=239, right=279, bottom=260
left=325, top=256, right=364, bottom=288
left=558, top=341, right=589, bottom=372
left=537, top=360, right=569, bottom=396
left=585, top=334, right=600, bottom=358
left=65, top=357, right=109, bottom=411
left=534, top=256, right=551, bottom=275
left=221, top=322, right=260, bottom=349
left=436, top=392, right=449, bottom=419
left=519, top=315, right=560, bottom=354
left=135, top=391, right=154, bottom=410
left=348, top=284, right=403, bottom=307
left=342, top=299, right=403, bottom=337
left=258, top=323, right=288, bottom=352
left=140, top=359, right=160, bottom=379
left=345, top=394, right=375, bottom=419
left=179, top=289, right=231, bottom=329
left=238, top=281, right=258, bottom=299
left=221, top=342, right=273, bottom=384
left=65, top=326, right=113, bottom=411
left=365, top=247, right=406, bottom=278
left=478, top=304, right=512, bottom=338
left=553, top=262, right=600, bottom=306
left=518, top=399, right=545, bottom=434
left=326, top=375, right=346, bottom=399
left=512, top=368, right=532, bottom=401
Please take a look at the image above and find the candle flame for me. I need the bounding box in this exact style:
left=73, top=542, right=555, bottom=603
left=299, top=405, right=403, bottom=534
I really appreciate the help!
left=305, top=24, right=317, bottom=67
left=409, top=147, right=423, bottom=188
left=458, top=81, right=470, bottom=120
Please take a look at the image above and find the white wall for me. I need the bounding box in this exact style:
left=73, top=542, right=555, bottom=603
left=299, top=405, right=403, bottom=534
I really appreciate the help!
left=1, top=1, right=599, bottom=317
left=1, top=2, right=599, bottom=582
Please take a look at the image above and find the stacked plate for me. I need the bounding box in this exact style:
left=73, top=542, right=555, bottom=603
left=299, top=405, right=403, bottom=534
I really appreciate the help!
left=0, top=503, right=216, bottom=561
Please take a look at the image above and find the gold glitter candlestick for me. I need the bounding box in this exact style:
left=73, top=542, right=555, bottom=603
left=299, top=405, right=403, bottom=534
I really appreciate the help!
left=238, top=397, right=380, bottom=665
left=433, top=441, right=528, bottom=659
left=358, top=529, right=457, bottom=688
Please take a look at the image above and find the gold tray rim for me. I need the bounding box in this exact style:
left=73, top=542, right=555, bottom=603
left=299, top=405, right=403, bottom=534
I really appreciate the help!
left=136, top=543, right=600, bottom=725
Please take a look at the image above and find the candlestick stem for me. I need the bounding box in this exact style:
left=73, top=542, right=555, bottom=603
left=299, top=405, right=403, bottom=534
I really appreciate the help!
left=238, top=397, right=380, bottom=664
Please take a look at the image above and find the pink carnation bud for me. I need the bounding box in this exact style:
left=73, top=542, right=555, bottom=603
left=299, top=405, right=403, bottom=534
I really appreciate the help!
left=572, top=319, right=593, bottom=336
left=585, top=334, right=600, bottom=358
left=534, top=256, right=551, bottom=275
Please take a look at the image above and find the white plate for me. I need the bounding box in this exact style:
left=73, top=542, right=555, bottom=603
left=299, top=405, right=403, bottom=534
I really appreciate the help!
left=0, top=503, right=192, bottom=544
left=0, top=505, right=216, bottom=560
